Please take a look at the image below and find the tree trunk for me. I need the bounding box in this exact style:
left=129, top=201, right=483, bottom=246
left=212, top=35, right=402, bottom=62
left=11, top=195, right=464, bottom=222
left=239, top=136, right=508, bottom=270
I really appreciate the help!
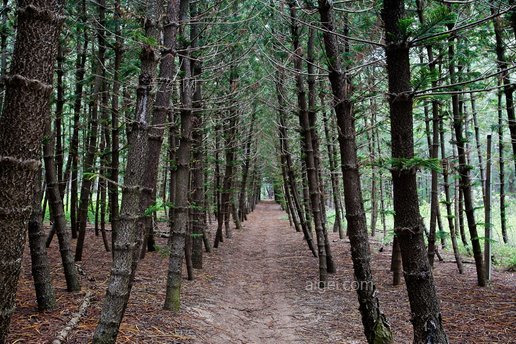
left=55, top=39, right=65, bottom=195
left=28, top=170, right=56, bottom=311
left=93, top=0, right=163, bottom=341
left=440, top=121, right=464, bottom=274
left=484, top=135, right=492, bottom=281
left=109, top=0, right=123, bottom=254
left=470, top=93, right=486, bottom=202
left=238, top=112, right=257, bottom=222
left=168, top=84, right=179, bottom=248
left=364, top=115, right=378, bottom=238
left=276, top=67, right=317, bottom=257
left=65, top=0, right=88, bottom=239
left=375, top=122, right=388, bottom=239
left=497, top=86, right=508, bottom=243
left=490, top=0, right=516, bottom=171
left=321, top=100, right=344, bottom=239
left=141, top=0, right=180, bottom=258
left=318, top=1, right=393, bottom=342
left=447, top=22, right=486, bottom=287
left=43, top=121, right=81, bottom=291
left=213, top=122, right=224, bottom=247
left=221, top=78, right=240, bottom=239
left=164, top=0, right=193, bottom=312
left=75, top=0, right=107, bottom=261
left=98, top=126, right=110, bottom=252
left=0, top=1, right=65, bottom=340
left=382, top=0, right=448, bottom=342
left=289, top=1, right=328, bottom=286
left=306, top=26, right=335, bottom=273
left=415, top=2, right=443, bottom=267
left=95, top=175, right=101, bottom=237
left=190, top=1, right=207, bottom=269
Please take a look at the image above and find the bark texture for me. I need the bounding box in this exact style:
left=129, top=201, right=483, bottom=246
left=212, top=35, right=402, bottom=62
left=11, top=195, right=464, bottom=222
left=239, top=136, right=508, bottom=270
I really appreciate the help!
left=276, top=67, right=317, bottom=257
left=109, top=0, right=123, bottom=252
left=0, top=1, right=64, bottom=340
left=382, top=0, right=448, bottom=342
left=447, top=20, right=485, bottom=287
left=141, top=0, right=180, bottom=256
left=190, top=1, right=207, bottom=269
left=317, top=1, right=393, bottom=342
left=288, top=0, right=328, bottom=285
left=164, top=0, right=193, bottom=312
left=93, top=0, right=163, bottom=342
left=28, top=171, right=56, bottom=311
left=43, top=121, right=81, bottom=291
left=75, top=0, right=107, bottom=261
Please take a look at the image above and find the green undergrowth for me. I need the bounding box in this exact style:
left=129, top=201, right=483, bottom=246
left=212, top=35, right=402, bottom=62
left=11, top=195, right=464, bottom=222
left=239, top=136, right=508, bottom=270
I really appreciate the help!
left=325, top=195, right=516, bottom=270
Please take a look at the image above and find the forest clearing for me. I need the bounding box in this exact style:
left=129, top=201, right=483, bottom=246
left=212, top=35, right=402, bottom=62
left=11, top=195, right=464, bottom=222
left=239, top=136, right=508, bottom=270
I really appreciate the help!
left=0, top=0, right=515, bottom=343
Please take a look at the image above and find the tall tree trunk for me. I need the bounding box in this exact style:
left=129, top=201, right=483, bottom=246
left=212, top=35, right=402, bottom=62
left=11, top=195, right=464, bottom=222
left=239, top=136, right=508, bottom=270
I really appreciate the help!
left=213, top=122, right=224, bottom=247
left=190, top=0, right=207, bottom=269
left=109, top=0, right=123, bottom=253
left=484, top=135, right=493, bottom=281
left=98, top=123, right=110, bottom=252
left=457, top=183, right=467, bottom=247
left=382, top=0, right=448, bottom=342
left=0, top=1, right=65, bottom=340
left=28, top=170, right=56, bottom=311
left=447, top=20, right=486, bottom=287
left=306, top=27, right=335, bottom=273
left=141, top=0, right=180, bottom=257
left=289, top=1, right=328, bottom=286
left=497, top=85, right=508, bottom=243
left=55, top=39, right=65, bottom=195
left=43, top=121, right=81, bottom=291
left=321, top=97, right=344, bottom=239
left=317, top=1, right=393, bottom=342
left=276, top=67, right=317, bottom=257
left=490, top=0, right=516, bottom=170
left=375, top=121, right=388, bottom=239
left=75, top=0, right=107, bottom=261
left=164, top=0, right=193, bottom=312
left=95, top=175, right=101, bottom=237
left=440, top=121, right=464, bottom=274
left=65, top=0, right=88, bottom=239
left=93, top=0, right=163, bottom=341
left=238, top=112, right=257, bottom=222
left=280, top=154, right=299, bottom=232
left=221, top=76, right=240, bottom=238
left=470, top=94, right=486, bottom=202
left=416, top=1, right=443, bottom=266
left=365, top=118, right=378, bottom=238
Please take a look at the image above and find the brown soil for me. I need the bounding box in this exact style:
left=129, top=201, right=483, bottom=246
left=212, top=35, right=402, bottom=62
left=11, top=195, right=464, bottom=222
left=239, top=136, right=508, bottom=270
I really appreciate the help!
left=7, top=201, right=516, bottom=343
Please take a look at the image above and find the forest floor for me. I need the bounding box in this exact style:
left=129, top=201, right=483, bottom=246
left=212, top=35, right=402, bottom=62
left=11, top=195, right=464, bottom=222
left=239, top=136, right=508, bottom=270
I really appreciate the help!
left=8, top=201, right=516, bottom=343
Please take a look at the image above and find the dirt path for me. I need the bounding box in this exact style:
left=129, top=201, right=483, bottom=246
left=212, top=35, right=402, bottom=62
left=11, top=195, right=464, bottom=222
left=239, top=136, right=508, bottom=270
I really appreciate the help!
left=184, top=201, right=329, bottom=343
left=8, top=201, right=516, bottom=343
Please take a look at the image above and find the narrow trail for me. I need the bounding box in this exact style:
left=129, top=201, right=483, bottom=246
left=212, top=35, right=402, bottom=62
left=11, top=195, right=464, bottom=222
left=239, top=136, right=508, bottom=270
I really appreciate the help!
left=184, top=201, right=352, bottom=343
left=185, top=203, right=324, bottom=343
